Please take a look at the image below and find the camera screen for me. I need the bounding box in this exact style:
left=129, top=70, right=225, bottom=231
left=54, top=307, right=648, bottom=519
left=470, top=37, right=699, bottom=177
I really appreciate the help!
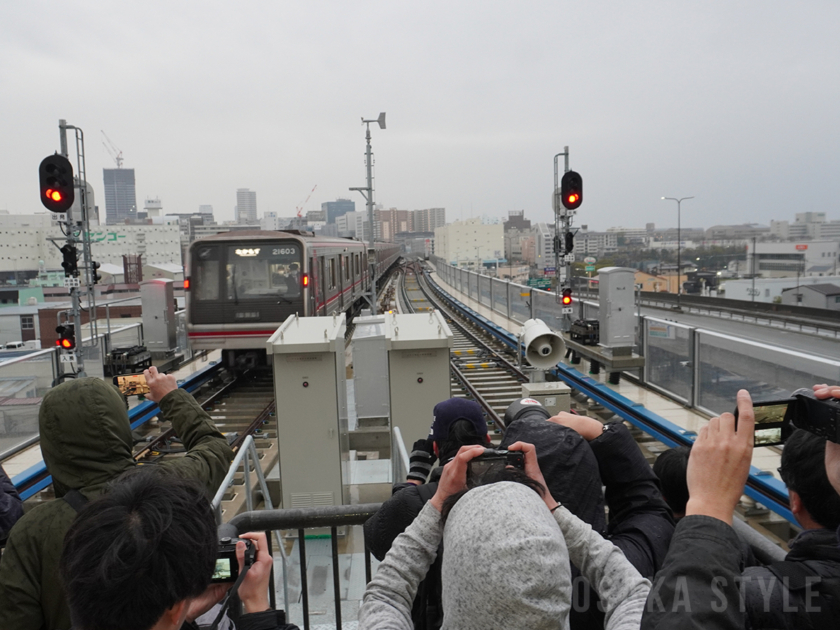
left=115, top=374, right=150, bottom=396
left=212, top=558, right=232, bottom=581
left=752, top=402, right=789, bottom=447
left=467, top=458, right=507, bottom=480
left=754, top=403, right=789, bottom=425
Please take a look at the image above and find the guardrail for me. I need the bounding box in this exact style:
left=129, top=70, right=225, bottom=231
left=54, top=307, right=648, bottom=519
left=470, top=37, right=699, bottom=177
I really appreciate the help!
left=10, top=358, right=224, bottom=500
left=575, top=287, right=840, bottom=338
left=224, top=503, right=382, bottom=630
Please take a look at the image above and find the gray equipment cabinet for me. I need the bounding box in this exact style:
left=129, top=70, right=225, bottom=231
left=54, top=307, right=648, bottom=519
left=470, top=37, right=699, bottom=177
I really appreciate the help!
left=598, top=267, right=636, bottom=350
left=352, top=315, right=389, bottom=422
left=267, top=314, right=349, bottom=509
left=140, top=279, right=176, bottom=356
left=385, top=311, right=453, bottom=443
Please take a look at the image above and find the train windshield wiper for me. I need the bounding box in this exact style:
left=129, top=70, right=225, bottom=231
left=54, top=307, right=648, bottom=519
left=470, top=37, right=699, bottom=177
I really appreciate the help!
left=231, top=267, right=239, bottom=305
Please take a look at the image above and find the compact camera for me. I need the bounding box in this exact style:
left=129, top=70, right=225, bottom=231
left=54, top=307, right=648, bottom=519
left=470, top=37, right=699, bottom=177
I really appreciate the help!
left=211, top=536, right=255, bottom=583
left=467, top=449, right=526, bottom=482
left=734, top=388, right=840, bottom=447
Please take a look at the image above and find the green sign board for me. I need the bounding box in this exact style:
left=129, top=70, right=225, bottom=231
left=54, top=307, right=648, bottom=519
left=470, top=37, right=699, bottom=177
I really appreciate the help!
left=527, top=279, right=552, bottom=289
left=585, top=265, right=596, bottom=272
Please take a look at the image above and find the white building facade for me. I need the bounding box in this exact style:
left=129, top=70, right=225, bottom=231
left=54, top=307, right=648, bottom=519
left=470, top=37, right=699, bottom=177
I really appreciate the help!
left=434, top=218, right=503, bottom=267
left=0, top=213, right=183, bottom=273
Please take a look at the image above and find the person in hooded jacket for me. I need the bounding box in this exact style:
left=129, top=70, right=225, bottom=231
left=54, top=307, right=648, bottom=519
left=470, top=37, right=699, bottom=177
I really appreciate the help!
left=0, top=463, right=24, bottom=545
left=360, top=442, right=651, bottom=630
left=0, top=367, right=235, bottom=630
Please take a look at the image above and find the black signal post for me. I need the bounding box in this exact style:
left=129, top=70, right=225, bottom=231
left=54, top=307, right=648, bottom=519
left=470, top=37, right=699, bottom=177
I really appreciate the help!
left=39, top=154, right=75, bottom=213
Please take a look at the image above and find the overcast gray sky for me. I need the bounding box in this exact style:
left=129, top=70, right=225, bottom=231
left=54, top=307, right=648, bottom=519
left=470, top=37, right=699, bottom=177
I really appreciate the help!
left=2, top=1, right=838, bottom=231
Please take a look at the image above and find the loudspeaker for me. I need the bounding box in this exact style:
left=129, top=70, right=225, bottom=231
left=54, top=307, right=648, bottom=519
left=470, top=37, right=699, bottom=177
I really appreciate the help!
left=521, top=318, right=565, bottom=369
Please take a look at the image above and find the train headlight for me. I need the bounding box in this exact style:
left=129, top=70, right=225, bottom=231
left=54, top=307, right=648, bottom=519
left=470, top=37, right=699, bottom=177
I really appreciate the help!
left=302, top=273, right=309, bottom=288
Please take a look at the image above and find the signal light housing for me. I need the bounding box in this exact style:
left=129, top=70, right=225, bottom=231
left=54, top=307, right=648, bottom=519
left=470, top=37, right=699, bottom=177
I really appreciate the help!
left=60, top=244, right=79, bottom=277
left=561, top=288, right=573, bottom=306
left=560, top=170, right=583, bottom=210
left=55, top=324, right=76, bottom=350
left=39, top=154, right=75, bottom=213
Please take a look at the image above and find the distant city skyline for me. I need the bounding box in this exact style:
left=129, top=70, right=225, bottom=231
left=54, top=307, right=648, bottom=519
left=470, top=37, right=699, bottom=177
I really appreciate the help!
left=2, top=3, right=839, bottom=232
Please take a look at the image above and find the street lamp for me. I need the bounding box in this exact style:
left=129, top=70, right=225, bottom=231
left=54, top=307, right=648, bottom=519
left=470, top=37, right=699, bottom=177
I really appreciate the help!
left=661, top=196, right=694, bottom=309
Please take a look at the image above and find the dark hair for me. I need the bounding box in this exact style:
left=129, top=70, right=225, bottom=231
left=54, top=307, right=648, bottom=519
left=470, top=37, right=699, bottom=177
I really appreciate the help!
left=653, top=446, right=691, bottom=517
left=440, top=467, right=546, bottom=525
left=780, top=429, right=840, bottom=529
left=59, top=468, right=217, bottom=630
left=437, top=419, right=486, bottom=462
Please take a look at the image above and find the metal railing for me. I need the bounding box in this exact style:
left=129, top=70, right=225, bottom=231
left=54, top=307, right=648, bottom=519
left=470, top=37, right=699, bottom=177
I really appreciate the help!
left=224, top=503, right=382, bottom=630
left=391, top=426, right=410, bottom=484
left=211, top=434, right=292, bottom=613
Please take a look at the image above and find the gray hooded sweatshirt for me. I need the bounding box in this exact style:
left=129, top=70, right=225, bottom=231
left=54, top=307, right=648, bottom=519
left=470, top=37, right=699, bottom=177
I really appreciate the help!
left=360, top=481, right=650, bottom=630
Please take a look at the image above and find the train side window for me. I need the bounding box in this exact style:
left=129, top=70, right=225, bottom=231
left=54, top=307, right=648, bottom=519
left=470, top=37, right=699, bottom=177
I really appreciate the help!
left=345, top=256, right=350, bottom=281
left=329, top=257, right=336, bottom=289
left=355, top=254, right=360, bottom=276
left=319, top=257, right=325, bottom=295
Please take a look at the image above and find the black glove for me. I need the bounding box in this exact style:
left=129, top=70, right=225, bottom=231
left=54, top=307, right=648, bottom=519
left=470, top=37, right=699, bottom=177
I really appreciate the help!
left=407, top=438, right=437, bottom=484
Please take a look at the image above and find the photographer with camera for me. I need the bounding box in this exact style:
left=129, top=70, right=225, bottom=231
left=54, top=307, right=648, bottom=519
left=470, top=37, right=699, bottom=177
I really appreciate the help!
left=364, top=397, right=490, bottom=629
left=0, top=369, right=235, bottom=630
left=59, top=468, right=298, bottom=630
left=359, top=441, right=651, bottom=629
left=643, top=384, right=840, bottom=629
left=543, top=408, right=675, bottom=629
left=741, top=428, right=840, bottom=628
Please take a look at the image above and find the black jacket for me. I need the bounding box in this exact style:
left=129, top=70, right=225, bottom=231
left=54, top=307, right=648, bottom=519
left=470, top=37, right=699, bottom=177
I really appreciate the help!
left=565, top=421, right=676, bottom=629
left=364, top=468, right=443, bottom=630
left=642, top=515, right=746, bottom=630
left=500, top=416, right=607, bottom=534
left=742, top=527, right=840, bottom=629
left=0, top=465, right=23, bottom=544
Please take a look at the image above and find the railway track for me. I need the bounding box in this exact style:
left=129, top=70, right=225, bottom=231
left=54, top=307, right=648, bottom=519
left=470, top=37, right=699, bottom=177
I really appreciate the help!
left=400, top=262, right=528, bottom=436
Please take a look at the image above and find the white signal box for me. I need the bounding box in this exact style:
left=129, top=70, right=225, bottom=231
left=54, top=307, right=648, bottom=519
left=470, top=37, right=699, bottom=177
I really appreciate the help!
left=385, top=311, right=453, bottom=443
left=267, top=314, right=349, bottom=509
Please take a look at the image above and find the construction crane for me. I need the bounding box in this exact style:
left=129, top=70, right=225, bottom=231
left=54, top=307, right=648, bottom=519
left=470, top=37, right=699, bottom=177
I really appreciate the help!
left=296, top=184, right=318, bottom=218
left=101, top=130, right=124, bottom=168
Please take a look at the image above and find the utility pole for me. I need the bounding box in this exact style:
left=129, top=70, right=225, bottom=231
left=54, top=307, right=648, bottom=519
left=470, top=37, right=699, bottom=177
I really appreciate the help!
left=350, top=113, right=386, bottom=315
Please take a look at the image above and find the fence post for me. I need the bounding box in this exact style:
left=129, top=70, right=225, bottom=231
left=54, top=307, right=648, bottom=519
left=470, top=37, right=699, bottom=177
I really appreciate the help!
left=690, top=328, right=699, bottom=409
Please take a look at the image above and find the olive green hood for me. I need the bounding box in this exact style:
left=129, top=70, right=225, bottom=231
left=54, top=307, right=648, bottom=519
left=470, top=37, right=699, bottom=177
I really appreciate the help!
left=39, top=377, right=135, bottom=497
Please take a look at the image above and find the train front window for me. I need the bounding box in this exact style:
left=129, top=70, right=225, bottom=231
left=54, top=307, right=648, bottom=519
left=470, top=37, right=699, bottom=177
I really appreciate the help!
left=225, top=244, right=302, bottom=302
left=192, top=245, right=220, bottom=301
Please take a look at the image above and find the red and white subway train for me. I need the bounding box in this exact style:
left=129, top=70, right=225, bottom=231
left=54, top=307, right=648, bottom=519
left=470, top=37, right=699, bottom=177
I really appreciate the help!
left=186, top=230, right=400, bottom=352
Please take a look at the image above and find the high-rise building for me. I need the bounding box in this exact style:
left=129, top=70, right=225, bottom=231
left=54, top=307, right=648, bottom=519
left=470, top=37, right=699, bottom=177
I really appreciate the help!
left=235, top=189, right=257, bottom=224
left=322, top=199, right=355, bottom=224
left=103, top=168, right=138, bottom=224
left=412, top=208, right=446, bottom=233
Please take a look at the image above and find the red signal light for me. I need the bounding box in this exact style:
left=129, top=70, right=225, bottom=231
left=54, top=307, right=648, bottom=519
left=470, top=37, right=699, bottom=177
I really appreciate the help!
left=60, top=338, right=74, bottom=349
left=302, top=273, right=309, bottom=288
left=46, top=189, right=63, bottom=202
left=184, top=278, right=190, bottom=290
left=562, top=295, right=572, bottom=306
left=567, top=194, right=579, bottom=204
